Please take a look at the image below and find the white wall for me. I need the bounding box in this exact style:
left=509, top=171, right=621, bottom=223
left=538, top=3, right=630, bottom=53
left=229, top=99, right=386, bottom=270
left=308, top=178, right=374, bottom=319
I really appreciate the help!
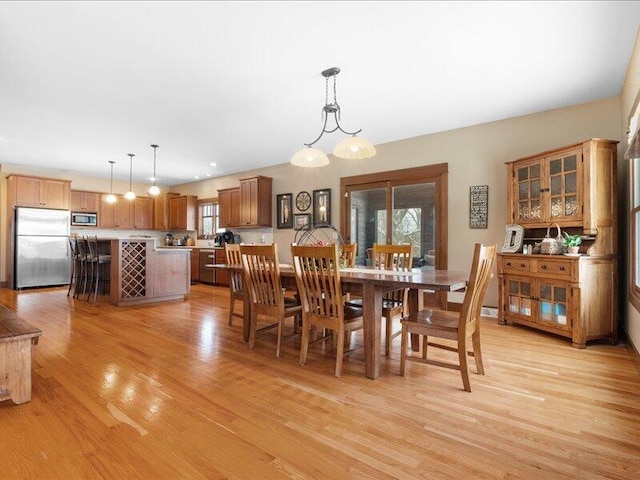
left=622, top=27, right=640, bottom=353
left=173, top=96, right=621, bottom=307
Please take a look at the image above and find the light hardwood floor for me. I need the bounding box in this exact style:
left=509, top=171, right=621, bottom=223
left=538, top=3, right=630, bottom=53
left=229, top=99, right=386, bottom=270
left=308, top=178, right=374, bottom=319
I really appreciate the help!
left=0, top=284, right=639, bottom=479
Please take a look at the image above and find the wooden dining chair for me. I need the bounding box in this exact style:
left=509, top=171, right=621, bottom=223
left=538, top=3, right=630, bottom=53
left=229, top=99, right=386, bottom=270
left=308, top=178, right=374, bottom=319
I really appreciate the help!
left=341, top=243, right=357, bottom=267
left=240, top=244, right=301, bottom=357
left=225, top=244, right=244, bottom=326
left=291, top=244, right=364, bottom=377
left=399, top=243, right=496, bottom=392
left=372, top=243, right=413, bottom=356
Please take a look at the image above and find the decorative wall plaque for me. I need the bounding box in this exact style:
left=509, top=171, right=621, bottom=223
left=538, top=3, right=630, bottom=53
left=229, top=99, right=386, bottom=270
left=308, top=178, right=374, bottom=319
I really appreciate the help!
left=469, top=185, right=488, bottom=229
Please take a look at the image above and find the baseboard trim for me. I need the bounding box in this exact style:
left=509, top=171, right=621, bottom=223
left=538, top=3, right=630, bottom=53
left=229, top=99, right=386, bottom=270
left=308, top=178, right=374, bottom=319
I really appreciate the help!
left=620, top=330, right=640, bottom=378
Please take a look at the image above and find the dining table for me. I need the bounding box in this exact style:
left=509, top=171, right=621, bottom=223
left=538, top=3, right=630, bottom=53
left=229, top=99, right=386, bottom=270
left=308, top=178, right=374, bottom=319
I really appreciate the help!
left=210, top=263, right=468, bottom=380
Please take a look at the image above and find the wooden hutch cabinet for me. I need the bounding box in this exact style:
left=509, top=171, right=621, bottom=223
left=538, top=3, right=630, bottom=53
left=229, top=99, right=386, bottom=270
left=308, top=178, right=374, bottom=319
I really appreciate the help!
left=498, top=139, right=618, bottom=348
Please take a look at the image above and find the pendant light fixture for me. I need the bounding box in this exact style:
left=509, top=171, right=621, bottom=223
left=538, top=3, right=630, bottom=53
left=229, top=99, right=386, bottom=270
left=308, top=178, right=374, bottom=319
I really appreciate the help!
left=124, top=153, right=136, bottom=200
left=106, top=160, right=117, bottom=204
left=148, top=144, right=160, bottom=196
left=290, top=67, right=376, bottom=168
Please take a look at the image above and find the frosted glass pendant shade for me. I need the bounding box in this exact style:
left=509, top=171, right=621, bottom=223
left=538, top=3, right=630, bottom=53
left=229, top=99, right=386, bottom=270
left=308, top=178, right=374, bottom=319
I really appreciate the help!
left=106, top=193, right=117, bottom=204
left=149, top=185, right=160, bottom=196
left=124, top=191, right=136, bottom=200
left=290, top=147, right=330, bottom=167
left=333, top=135, right=376, bottom=160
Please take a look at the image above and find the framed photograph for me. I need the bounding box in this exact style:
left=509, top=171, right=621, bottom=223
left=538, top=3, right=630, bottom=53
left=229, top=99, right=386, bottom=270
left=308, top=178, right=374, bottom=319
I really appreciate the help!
left=276, top=193, right=293, bottom=229
left=294, top=213, right=311, bottom=230
left=312, top=188, right=331, bottom=226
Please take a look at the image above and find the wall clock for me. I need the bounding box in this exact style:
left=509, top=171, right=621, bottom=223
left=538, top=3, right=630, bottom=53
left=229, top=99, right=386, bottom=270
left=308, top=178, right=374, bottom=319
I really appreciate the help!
left=296, top=191, right=311, bottom=211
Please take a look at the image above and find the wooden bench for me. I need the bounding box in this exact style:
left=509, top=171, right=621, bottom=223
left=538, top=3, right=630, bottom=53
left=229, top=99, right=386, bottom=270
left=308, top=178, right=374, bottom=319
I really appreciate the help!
left=0, top=305, right=42, bottom=404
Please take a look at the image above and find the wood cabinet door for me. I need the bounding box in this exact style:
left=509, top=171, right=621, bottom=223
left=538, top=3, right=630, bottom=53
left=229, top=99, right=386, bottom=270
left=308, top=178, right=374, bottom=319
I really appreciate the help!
left=71, top=191, right=100, bottom=212
left=115, top=197, right=134, bottom=229
left=14, top=176, right=44, bottom=207
left=169, top=197, right=184, bottom=229
left=545, top=149, right=583, bottom=225
left=134, top=197, right=153, bottom=229
left=511, top=158, right=544, bottom=225
left=218, top=190, right=232, bottom=228
left=190, top=250, right=200, bottom=282
left=100, top=195, right=117, bottom=228
left=240, top=178, right=258, bottom=226
left=42, top=179, right=70, bottom=209
left=230, top=189, right=240, bottom=227
left=214, top=249, right=229, bottom=286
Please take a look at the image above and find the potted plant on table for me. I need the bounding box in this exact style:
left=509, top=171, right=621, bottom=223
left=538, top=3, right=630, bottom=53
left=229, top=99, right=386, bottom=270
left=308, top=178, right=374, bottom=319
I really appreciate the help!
left=562, top=232, right=582, bottom=255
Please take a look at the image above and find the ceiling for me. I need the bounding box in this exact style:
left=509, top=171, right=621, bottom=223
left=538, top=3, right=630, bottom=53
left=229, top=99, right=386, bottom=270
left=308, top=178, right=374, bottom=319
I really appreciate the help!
left=1, top=2, right=639, bottom=187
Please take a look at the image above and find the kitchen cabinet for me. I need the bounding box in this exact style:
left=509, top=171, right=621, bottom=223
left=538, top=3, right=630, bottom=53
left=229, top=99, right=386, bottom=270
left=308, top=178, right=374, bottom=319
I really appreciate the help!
left=214, top=249, right=229, bottom=286
left=133, top=197, right=153, bottom=229
left=70, top=190, right=100, bottom=213
left=7, top=175, right=71, bottom=210
left=154, top=192, right=180, bottom=230
left=199, top=250, right=216, bottom=284
left=99, top=195, right=153, bottom=229
left=239, top=176, right=272, bottom=227
left=497, top=254, right=617, bottom=348
left=498, top=139, right=618, bottom=347
left=218, top=187, right=240, bottom=228
left=169, top=195, right=198, bottom=230
left=190, top=249, right=200, bottom=283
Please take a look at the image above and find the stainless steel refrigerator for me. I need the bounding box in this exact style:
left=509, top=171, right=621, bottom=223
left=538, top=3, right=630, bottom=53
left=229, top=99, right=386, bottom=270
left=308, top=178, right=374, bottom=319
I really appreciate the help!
left=15, top=207, right=70, bottom=289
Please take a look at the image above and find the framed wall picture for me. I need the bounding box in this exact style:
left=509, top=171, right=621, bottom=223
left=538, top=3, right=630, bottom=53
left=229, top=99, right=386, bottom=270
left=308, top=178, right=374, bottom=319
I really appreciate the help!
left=294, top=213, right=311, bottom=230
left=312, top=188, right=331, bottom=226
left=276, top=193, right=293, bottom=229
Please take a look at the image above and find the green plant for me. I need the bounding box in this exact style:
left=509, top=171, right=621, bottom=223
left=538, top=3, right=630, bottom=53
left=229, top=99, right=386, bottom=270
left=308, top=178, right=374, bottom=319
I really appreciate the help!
left=562, top=232, right=582, bottom=247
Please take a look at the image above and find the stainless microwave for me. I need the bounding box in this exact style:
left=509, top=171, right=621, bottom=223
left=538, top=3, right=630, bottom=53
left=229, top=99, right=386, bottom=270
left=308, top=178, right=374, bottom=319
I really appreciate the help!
left=71, top=212, right=97, bottom=226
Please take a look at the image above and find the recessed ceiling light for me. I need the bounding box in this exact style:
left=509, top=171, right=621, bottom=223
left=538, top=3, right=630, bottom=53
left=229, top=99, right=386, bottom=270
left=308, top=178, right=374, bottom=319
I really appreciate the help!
left=209, top=162, right=217, bottom=167
left=206, top=173, right=211, bottom=177
left=194, top=176, right=199, bottom=179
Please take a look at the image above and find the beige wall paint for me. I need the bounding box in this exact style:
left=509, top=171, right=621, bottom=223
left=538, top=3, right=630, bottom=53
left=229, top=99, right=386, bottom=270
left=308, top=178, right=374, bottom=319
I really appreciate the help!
left=173, top=96, right=621, bottom=307
left=622, top=27, right=640, bottom=353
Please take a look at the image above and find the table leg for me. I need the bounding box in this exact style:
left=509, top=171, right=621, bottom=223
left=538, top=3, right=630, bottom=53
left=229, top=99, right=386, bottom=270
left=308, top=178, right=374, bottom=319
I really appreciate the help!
left=408, top=289, right=422, bottom=351
left=362, top=283, right=382, bottom=379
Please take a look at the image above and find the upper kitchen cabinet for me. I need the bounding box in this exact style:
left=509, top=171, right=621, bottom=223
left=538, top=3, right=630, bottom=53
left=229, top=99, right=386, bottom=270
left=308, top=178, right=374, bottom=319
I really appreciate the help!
left=153, top=192, right=180, bottom=230
left=239, top=176, right=272, bottom=227
left=169, top=195, right=197, bottom=230
left=99, top=195, right=153, bottom=229
left=7, top=174, right=71, bottom=210
left=70, top=190, right=101, bottom=213
left=506, top=139, right=617, bottom=234
left=218, top=187, right=240, bottom=228
left=133, top=197, right=154, bottom=229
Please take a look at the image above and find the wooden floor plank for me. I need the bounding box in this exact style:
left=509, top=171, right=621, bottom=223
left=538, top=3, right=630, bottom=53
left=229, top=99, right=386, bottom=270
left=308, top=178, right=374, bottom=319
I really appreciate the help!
left=0, top=284, right=639, bottom=479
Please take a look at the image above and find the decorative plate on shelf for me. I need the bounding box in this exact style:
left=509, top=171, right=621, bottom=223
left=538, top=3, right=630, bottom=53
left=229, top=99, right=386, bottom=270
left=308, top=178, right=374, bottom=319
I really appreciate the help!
left=296, top=191, right=311, bottom=211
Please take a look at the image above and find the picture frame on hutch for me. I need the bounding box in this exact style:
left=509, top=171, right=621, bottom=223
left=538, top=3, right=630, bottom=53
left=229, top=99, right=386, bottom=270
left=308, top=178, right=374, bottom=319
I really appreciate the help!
left=294, top=213, right=311, bottom=230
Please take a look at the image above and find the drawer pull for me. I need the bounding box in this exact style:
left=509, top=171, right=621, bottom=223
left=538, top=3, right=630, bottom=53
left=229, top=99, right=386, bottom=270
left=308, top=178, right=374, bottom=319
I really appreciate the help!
left=506, top=262, right=512, bottom=266
left=559, top=266, right=565, bottom=271
left=520, top=263, right=525, bottom=268
left=541, top=265, right=547, bottom=270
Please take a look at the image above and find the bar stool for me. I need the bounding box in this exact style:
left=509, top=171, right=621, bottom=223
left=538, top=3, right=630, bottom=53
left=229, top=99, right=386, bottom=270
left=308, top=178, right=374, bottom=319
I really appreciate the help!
left=67, top=235, right=81, bottom=297
left=86, top=236, right=111, bottom=305
left=74, top=236, right=90, bottom=299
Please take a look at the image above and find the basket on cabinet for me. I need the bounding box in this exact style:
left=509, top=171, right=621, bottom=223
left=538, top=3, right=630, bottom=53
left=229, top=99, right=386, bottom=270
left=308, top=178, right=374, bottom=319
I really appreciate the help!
left=540, top=223, right=564, bottom=255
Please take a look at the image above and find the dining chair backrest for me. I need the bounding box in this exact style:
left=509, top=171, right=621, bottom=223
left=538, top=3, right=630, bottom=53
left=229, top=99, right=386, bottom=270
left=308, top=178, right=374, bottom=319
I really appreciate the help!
left=341, top=243, right=357, bottom=267
left=240, top=244, right=285, bottom=316
left=225, top=243, right=243, bottom=292
left=459, top=243, right=496, bottom=334
left=291, top=244, right=344, bottom=320
left=372, top=243, right=413, bottom=269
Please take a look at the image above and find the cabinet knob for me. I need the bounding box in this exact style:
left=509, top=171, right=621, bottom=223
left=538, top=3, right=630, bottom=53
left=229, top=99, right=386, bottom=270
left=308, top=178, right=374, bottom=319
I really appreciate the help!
left=559, top=266, right=565, bottom=271
left=540, top=264, right=547, bottom=269
left=506, top=262, right=512, bottom=266
left=520, top=263, right=525, bottom=267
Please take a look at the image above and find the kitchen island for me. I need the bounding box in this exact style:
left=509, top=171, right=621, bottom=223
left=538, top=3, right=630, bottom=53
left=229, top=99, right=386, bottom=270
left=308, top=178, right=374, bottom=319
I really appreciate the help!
left=109, top=238, right=190, bottom=306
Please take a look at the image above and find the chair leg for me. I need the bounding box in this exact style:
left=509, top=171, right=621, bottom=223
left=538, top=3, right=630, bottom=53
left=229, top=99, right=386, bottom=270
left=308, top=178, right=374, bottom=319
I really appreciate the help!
left=335, top=328, right=345, bottom=377
left=459, top=339, right=471, bottom=392
left=472, top=330, right=485, bottom=375
left=422, top=335, right=428, bottom=360
left=299, top=319, right=310, bottom=366
left=67, top=259, right=75, bottom=297
left=92, top=263, right=101, bottom=305
left=399, top=325, right=407, bottom=376
left=276, top=316, right=284, bottom=357
left=248, top=310, right=258, bottom=350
